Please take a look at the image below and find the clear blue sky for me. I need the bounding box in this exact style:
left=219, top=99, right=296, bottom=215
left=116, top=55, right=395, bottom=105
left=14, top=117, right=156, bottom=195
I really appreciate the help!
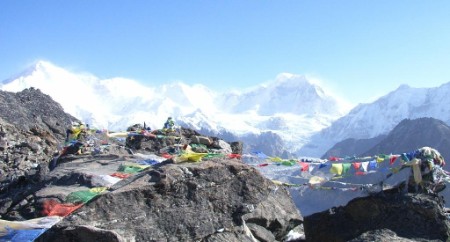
left=1, top=0, right=450, bottom=105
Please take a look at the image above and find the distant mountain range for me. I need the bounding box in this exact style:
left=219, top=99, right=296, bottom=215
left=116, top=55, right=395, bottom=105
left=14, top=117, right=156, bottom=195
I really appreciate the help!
left=0, top=61, right=350, bottom=156
left=3, top=61, right=450, bottom=158
left=299, top=83, right=450, bottom=157
left=323, top=117, right=450, bottom=169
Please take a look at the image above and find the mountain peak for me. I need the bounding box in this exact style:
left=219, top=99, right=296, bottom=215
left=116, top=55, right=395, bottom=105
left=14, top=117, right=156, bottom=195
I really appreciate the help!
left=273, top=73, right=309, bottom=87
left=396, top=84, right=411, bottom=90
left=35, top=60, right=52, bottom=68
left=26, top=60, right=57, bottom=75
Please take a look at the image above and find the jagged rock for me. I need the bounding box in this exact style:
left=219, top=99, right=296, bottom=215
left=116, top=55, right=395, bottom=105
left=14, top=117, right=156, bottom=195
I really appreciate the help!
left=242, top=185, right=303, bottom=239
left=304, top=188, right=450, bottom=242
left=0, top=87, right=75, bottom=135
left=37, top=159, right=302, bottom=241
left=246, top=223, right=276, bottom=242
left=0, top=88, right=80, bottom=219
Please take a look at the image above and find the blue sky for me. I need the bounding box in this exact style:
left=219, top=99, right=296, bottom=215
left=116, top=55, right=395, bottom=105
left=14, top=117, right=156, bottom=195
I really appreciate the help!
left=1, top=1, right=450, bottom=105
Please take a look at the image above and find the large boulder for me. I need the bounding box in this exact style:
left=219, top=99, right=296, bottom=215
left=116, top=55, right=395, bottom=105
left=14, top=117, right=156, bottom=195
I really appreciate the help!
left=38, top=158, right=302, bottom=241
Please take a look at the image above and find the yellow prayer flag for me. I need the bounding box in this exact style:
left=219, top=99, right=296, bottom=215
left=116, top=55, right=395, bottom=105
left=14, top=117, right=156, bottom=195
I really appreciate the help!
left=270, top=157, right=283, bottom=162
left=309, top=176, right=327, bottom=185
left=330, top=163, right=343, bottom=175
left=376, top=156, right=385, bottom=163
left=90, top=187, right=108, bottom=194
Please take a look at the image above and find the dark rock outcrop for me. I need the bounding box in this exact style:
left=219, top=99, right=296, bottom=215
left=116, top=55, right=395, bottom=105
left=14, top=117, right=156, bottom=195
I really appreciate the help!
left=304, top=187, right=450, bottom=242
left=0, top=87, right=75, bottom=135
left=0, top=88, right=79, bottom=218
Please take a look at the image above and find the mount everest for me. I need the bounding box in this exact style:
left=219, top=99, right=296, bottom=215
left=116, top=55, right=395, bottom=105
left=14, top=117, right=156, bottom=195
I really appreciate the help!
left=0, top=61, right=350, bottom=156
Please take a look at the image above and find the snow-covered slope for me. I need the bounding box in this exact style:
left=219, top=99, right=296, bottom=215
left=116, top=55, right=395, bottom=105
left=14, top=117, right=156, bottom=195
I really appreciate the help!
left=0, top=61, right=351, bottom=155
left=299, top=83, right=450, bottom=157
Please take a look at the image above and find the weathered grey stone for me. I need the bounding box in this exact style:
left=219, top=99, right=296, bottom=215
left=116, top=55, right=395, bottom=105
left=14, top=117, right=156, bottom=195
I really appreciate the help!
left=246, top=223, right=276, bottom=242
left=38, top=159, right=302, bottom=241
left=243, top=184, right=303, bottom=240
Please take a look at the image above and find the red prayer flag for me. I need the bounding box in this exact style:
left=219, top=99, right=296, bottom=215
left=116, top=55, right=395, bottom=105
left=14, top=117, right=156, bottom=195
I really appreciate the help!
left=390, top=155, right=398, bottom=165
left=110, top=172, right=132, bottom=179
left=352, top=162, right=361, bottom=170
left=299, top=162, right=309, bottom=172
left=42, top=200, right=83, bottom=217
left=161, top=153, right=172, bottom=159
left=227, top=154, right=242, bottom=159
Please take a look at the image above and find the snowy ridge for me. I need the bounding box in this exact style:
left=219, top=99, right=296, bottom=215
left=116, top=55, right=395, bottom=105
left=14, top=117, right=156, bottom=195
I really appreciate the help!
left=0, top=61, right=351, bottom=155
left=299, top=83, right=450, bottom=157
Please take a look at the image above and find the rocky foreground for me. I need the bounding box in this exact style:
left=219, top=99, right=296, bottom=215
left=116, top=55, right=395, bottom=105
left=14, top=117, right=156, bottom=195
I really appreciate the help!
left=1, top=88, right=450, bottom=242
left=0, top=88, right=303, bottom=241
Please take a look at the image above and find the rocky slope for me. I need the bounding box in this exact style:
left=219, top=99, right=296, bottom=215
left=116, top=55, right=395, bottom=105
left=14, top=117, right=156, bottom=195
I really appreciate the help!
left=0, top=88, right=78, bottom=216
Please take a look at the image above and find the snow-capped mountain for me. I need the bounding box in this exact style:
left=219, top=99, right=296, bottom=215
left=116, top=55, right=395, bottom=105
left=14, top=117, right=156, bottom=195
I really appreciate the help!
left=0, top=61, right=351, bottom=156
left=299, top=83, right=450, bottom=157
left=217, top=73, right=349, bottom=116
